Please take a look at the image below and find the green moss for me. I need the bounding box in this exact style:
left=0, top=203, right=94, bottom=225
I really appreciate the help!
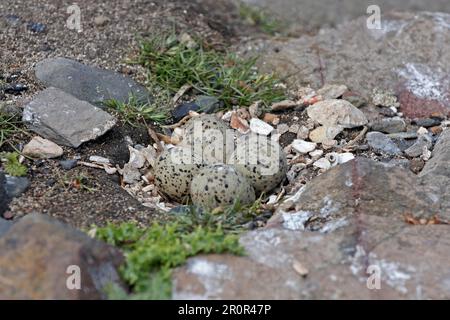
left=135, top=33, right=285, bottom=109
left=1, top=152, right=27, bottom=177
left=94, top=221, right=243, bottom=300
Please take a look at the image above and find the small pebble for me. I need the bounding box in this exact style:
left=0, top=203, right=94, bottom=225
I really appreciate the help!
left=339, top=152, right=355, bottom=163
left=409, top=158, right=425, bottom=174
left=89, top=156, right=111, bottom=164
left=94, top=15, right=110, bottom=26
left=272, top=117, right=280, bottom=126
left=297, top=126, right=310, bottom=140
left=366, top=132, right=402, bottom=156
left=250, top=118, right=274, bottom=136
left=277, top=123, right=289, bottom=135
left=309, top=149, right=323, bottom=160
left=3, top=83, right=28, bottom=95
left=313, top=158, right=331, bottom=170
left=417, top=127, right=428, bottom=135
left=22, top=136, right=63, bottom=159
left=292, top=139, right=316, bottom=154
left=422, top=148, right=432, bottom=161
left=172, top=102, right=200, bottom=123
left=262, top=113, right=278, bottom=123
left=221, top=110, right=233, bottom=122
left=370, top=118, right=406, bottom=134
left=288, top=124, right=300, bottom=134
left=387, top=132, right=418, bottom=140
left=405, top=135, right=432, bottom=158
left=321, top=139, right=337, bottom=150
left=248, top=101, right=261, bottom=119
left=429, top=126, right=443, bottom=135
left=286, top=163, right=306, bottom=183
left=4, top=175, right=30, bottom=198
left=413, top=118, right=442, bottom=128
left=27, top=22, right=46, bottom=33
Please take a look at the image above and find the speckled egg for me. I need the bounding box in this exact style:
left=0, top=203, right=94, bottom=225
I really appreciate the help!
left=154, top=146, right=204, bottom=202
left=229, top=134, right=287, bottom=193
left=190, top=164, right=255, bottom=209
left=181, top=114, right=234, bottom=163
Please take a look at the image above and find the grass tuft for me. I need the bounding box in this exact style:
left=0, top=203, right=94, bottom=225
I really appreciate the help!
left=136, top=33, right=285, bottom=109
left=92, top=197, right=268, bottom=299
left=0, top=111, right=22, bottom=148
left=94, top=221, right=243, bottom=300
left=175, top=197, right=266, bottom=234
left=104, top=94, right=171, bottom=127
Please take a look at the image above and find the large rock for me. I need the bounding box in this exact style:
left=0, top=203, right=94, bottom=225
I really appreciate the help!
left=419, top=129, right=450, bottom=213
left=253, top=12, right=450, bottom=118
left=0, top=214, right=124, bottom=299
left=35, top=57, right=151, bottom=105
left=0, top=218, right=11, bottom=237
left=241, top=0, right=450, bottom=34
left=22, top=87, right=116, bottom=148
left=274, top=158, right=442, bottom=232
left=0, top=173, right=9, bottom=216
left=173, top=215, right=450, bottom=299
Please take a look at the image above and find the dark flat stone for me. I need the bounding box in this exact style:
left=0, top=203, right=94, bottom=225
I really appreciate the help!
left=35, top=57, right=151, bottom=106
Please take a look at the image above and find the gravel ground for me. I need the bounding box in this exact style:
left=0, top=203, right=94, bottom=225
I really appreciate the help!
left=0, top=0, right=245, bottom=104
left=0, top=0, right=249, bottom=228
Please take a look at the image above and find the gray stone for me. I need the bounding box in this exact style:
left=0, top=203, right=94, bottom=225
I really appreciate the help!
left=195, top=95, right=222, bottom=113
left=306, top=99, right=367, bottom=128
left=420, top=130, right=450, bottom=180
left=419, top=129, right=450, bottom=214
left=0, top=173, right=9, bottom=216
left=173, top=214, right=450, bottom=299
left=22, top=87, right=116, bottom=148
left=366, top=132, right=402, bottom=156
left=413, top=118, right=442, bottom=128
left=4, top=175, right=30, bottom=199
left=275, top=158, right=441, bottom=229
left=387, top=131, right=418, bottom=140
left=172, top=102, right=201, bottom=123
left=254, top=12, right=450, bottom=118
left=0, top=214, right=124, bottom=299
left=35, top=57, right=151, bottom=106
left=370, top=118, right=406, bottom=134
left=59, top=159, right=78, bottom=170
left=391, top=138, right=415, bottom=152
left=316, top=84, right=347, bottom=99
left=404, top=135, right=433, bottom=158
